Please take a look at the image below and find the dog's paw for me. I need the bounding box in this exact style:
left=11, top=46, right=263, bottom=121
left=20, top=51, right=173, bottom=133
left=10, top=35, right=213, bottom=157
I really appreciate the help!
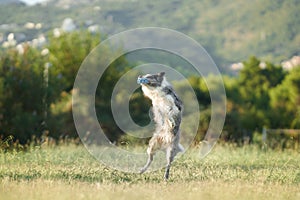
left=139, top=168, right=146, bottom=174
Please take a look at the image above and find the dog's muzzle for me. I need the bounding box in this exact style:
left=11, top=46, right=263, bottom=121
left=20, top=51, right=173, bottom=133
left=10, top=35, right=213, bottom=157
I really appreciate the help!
left=137, top=77, right=149, bottom=84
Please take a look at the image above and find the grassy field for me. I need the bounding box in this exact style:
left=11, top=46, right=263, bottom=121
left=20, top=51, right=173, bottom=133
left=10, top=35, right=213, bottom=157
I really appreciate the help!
left=0, top=144, right=300, bottom=200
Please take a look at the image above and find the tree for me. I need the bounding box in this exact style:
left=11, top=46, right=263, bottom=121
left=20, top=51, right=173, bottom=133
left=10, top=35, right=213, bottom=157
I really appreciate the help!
left=48, top=31, right=101, bottom=92
left=269, top=66, right=300, bottom=128
left=0, top=31, right=130, bottom=144
left=0, top=45, right=47, bottom=143
left=224, top=56, right=286, bottom=141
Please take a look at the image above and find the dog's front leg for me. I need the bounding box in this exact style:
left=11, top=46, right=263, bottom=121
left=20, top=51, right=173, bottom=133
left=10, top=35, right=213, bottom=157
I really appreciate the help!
left=140, top=153, right=153, bottom=174
left=140, top=142, right=156, bottom=174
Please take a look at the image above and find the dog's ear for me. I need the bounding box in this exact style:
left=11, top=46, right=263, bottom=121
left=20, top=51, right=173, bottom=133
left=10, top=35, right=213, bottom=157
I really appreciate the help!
left=158, top=72, right=165, bottom=77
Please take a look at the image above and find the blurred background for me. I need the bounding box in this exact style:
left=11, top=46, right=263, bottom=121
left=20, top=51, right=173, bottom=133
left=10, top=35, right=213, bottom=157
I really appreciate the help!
left=0, top=0, right=299, bottom=150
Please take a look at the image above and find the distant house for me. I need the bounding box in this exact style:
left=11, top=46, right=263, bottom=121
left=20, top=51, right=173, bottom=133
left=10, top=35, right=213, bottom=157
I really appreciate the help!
left=230, top=63, right=244, bottom=71
left=281, top=56, right=300, bottom=71
left=61, top=18, right=76, bottom=32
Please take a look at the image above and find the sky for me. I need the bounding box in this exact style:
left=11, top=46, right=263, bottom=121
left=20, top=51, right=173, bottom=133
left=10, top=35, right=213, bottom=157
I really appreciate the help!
left=19, top=0, right=47, bottom=5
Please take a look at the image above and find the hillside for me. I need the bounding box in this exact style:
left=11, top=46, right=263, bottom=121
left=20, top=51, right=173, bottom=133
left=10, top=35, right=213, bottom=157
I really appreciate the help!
left=0, top=0, right=24, bottom=4
left=0, top=0, right=299, bottom=71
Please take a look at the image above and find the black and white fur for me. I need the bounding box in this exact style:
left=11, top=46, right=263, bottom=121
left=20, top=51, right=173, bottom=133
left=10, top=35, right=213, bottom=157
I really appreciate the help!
left=137, top=72, right=184, bottom=180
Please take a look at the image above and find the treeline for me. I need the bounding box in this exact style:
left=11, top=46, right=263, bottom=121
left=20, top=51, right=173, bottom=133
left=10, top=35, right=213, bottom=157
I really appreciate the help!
left=0, top=31, right=299, bottom=145
left=223, top=57, right=300, bottom=141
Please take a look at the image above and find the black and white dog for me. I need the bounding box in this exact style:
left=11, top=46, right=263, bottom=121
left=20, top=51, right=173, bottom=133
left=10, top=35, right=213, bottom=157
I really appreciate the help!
left=137, top=72, right=184, bottom=180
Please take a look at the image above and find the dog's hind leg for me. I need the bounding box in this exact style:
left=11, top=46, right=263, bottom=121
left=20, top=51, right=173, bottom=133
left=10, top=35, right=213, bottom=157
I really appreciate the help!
left=164, top=146, right=176, bottom=180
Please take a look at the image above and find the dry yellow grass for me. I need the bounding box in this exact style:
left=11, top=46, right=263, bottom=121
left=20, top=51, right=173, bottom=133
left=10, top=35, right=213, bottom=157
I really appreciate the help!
left=1, top=179, right=300, bottom=200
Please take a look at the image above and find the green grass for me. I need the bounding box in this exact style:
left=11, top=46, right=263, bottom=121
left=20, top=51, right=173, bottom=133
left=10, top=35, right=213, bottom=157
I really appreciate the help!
left=0, top=144, right=300, bottom=200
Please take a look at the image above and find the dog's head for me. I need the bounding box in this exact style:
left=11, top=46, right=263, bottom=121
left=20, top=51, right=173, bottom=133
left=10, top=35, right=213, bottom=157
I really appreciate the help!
left=137, top=72, right=165, bottom=87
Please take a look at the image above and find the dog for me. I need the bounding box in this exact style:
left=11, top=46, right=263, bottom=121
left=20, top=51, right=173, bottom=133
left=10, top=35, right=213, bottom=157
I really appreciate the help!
left=137, top=72, right=184, bottom=180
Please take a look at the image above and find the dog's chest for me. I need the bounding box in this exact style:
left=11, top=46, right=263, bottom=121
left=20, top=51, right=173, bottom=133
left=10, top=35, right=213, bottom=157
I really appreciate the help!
left=143, top=88, right=176, bottom=111
left=153, top=95, right=176, bottom=113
